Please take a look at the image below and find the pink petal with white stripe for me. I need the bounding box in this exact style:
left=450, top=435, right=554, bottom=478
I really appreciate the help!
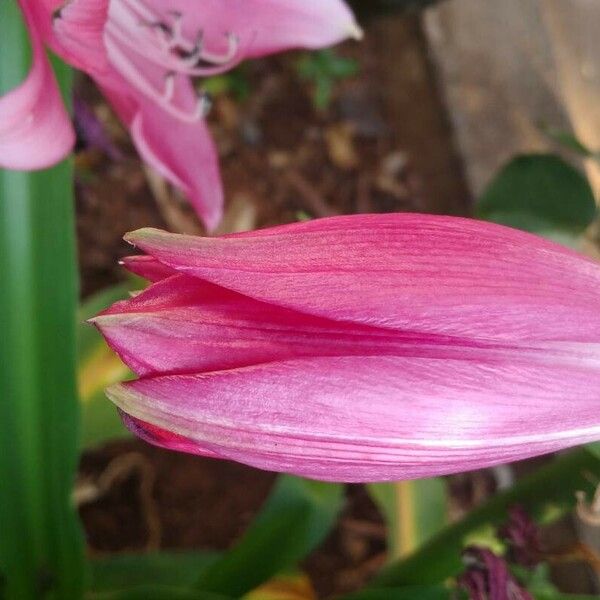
left=107, top=355, right=600, bottom=482
left=93, top=272, right=600, bottom=378
left=124, top=214, right=600, bottom=343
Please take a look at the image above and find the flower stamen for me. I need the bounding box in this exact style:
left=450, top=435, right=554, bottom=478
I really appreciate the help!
left=102, top=0, right=240, bottom=122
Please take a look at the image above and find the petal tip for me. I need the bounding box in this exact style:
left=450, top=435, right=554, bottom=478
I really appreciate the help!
left=105, top=382, right=128, bottom=407
left=349, top=21, right=364, bottom=41
left=87, top=313, right=118, bottom=328
left=123, top=227, right=165, bottom=246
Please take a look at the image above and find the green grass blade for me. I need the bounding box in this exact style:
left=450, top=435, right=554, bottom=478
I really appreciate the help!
left=78, top=284, right=133, bottom=447
left=0, top=3, right=85, bottom=597
left=196, top=476, right=344, bottom=597
left=368, top=478, right=446, bottom=560
left=89, top=552, right=220, bottom=593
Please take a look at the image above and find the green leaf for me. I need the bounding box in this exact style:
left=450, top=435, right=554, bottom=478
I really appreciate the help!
left=202, top=68, right=251, bottom=102
left=78, top=284, right=132, bottom=361
left=513, top=563, right=598, bottom=600
left=0, top=3, right=85, bottom=597
left=368, top=479, right=446, bottom=560
left=89, top=552, right=220, bottom=593
left=535, top=594, right=600, bottom=600
left=80, top=383, right=131, bottom=448
left=341, top=586, right=452, bottom=600
left=542, top=126, right=597, bottom=158
left=476, top=154, right=597, bottom=238
left=78, top=284, right=133, bottom=447
left=373, top=447, right=600, bottom=587
left=196, top=476, right=343, bottom=597
left=88, top=586, right=233, bottom=600
left=242, top=571, right=315, bottom=600
left=296, top=50, right=359, bottom=111
left=586, top=442, right=600, bottom=459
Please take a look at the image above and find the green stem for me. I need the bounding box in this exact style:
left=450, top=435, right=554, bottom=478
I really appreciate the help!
left=0, top=2, right=85, bottom=598
left=373, top=447, right=600, bottom=587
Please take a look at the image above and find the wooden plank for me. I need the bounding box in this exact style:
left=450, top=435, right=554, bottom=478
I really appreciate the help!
left=424, top=0, right=600, bottom=197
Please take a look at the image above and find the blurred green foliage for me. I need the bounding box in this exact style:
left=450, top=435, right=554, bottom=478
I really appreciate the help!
left=196, top=476, right=343, bottom=597
left=0, top=3, right=86, bottom=597
left=88, top=476, right=343, bottom=598
left=296, top=49, right=359, bottom=111
left=78, top=283, right=135, bottom=447
left=341, top=586, right=452, bottom=599
left=89, top=552, right=220, bottom=594
left=373, top=447, right=600, bottom=587
left=202, top=67, right=252, bottom=102
left=515, top=564, right=599, bottom=600
left=542, top=126, right=600, bottom=161
left=368, top=479, right=446, bottom=560
left=476, top=154, right=596, bottom=244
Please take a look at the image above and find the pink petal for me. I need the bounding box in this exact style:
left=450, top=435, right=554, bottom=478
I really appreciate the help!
left=100, top=82, right=224, bottom=231
left=107, top=355, right=600, bottom=482
left=120, top=411, right=221, bottom=458
left=43, top=0, right=113, bottom=79
left=129, top=99, right=224, bottom=231
left=91, top=274, right=472, bottom=376
left=120, top=255, right=177, bottom=282
left=47, top=0, right=358, bottom=229
left=0, top=0, right=74, bottom=169
left=141, top=0, right=361, bottom=59
left=124, top=215, right=600, bottom=344
left=50, top=0, right=225, bottom=230
left=93, top=273, right=600, bottom=378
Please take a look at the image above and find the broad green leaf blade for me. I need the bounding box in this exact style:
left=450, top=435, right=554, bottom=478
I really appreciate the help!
left=542, top=126, right=597, bottom=158
left=89, top=587, right=233, bottom=600
left=341, top=586, right=452, bottom=600
left=368, top=478, right=446, bottom=560
left=196, top=476, right=343, bottom=597
left=373, top=447, right=600, bottom=587
left=518, top=563, right=599, bottom=600
left=80, top=376, right=131, bottom=448
left=0, top=3, right=85, bottom=597
left=587, top=442, right=600, bottom=459
left=243, top=571, right=316, bottom=600
left=535, top=595, right=600, bottom=600
left=476, top=154, right=596, bottom=238
left=78, top=283, right=132, bottom=362
left=89, top=552, right=220, bottom=593
left=78, top=284, right=133, bottom=447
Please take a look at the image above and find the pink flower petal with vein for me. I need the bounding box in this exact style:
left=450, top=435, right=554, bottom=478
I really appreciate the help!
left=107, top=355, right=600, bottom=482
left=0, top=0, right=74, bottom=169
left=120, top=255, right=177, bottom=282
left=125, top=214, right=600, bottom=343
left=93, top=271, right=600, bottom=378
left=139, top=0, right=362, bottom=59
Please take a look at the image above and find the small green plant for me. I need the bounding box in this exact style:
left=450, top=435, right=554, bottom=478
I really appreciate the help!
left=541, top=124, right=600, bottom=162
left=295, top=49, right=359, bottom=111
left=202, top=67, right=252, bottom=102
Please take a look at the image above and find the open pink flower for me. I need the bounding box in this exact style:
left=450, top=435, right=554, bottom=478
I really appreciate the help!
left=1, top=0, right=360, bottom=228
left=92, top=214, right=600, bottom=482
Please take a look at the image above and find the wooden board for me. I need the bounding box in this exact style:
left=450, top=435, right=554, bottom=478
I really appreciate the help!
left=424, top=0, right=600, bottom=197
